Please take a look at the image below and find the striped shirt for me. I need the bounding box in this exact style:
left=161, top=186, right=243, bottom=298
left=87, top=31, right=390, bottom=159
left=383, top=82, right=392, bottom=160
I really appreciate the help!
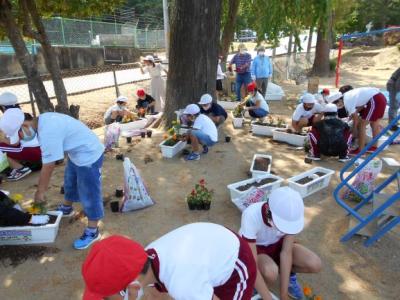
left=230, top=53, right=252, bottom=74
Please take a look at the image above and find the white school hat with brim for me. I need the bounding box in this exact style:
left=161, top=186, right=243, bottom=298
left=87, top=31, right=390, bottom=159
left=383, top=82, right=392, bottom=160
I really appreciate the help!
left=268, top=186, right=304, bottom=235
left=144, top=55, right=155, bottom=62
left=324, top=103, right=338, bottom=113
left=0, top=108, right=24, bottom=144
left=327, top=92, right=343, bottom=103
left=198, top=94, right=213, bottom=105
left=183, top=104, right=200, bottom=115
left=115, top=96, right=128, bottom=103
left=0, top=92, right=18, bottom=106
left=301, top=93, right=316, bottom=104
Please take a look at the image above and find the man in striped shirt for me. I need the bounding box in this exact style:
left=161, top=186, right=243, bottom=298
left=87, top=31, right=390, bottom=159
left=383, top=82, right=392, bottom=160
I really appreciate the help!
left=229, top=43, right=252, bottom=101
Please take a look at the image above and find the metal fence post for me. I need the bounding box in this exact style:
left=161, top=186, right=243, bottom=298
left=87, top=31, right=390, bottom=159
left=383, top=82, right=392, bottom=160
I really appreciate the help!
left=112, top=65, right=120, bottom=97
left=59, top=17, right=66, bottom=46
left=145, top=25, right=149, bottom=49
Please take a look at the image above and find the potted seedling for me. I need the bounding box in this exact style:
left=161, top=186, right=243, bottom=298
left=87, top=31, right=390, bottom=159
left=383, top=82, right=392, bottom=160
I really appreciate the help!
left=251, top=115, right=288, bottom=136
left=186, top=179, right=213, bottom=211
left=232, top=105, right=244, bottom=128
left=272, top=127, right=308, bottom=146
left=159, top=121, right=187, bottom=158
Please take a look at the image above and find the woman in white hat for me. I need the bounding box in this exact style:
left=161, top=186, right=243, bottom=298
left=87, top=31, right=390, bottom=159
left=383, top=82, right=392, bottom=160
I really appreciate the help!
left=140, top=55, right=168, bottom=112
left=239, top=187, right=322, bottom=300
left=291, top=93, right=323, bottom=133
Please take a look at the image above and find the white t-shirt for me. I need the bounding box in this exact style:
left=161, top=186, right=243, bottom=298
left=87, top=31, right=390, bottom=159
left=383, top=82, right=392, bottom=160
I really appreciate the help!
left=217, top=63, right=225, bottom=80
left=144, top=64, right=164, bottom=78
left=38, top=112, right=104, bottom=166
left=250, top=92, right=269, bottom=112
left=103, top=104, right=127, bottom=120
left=343, top=87, right=380, bottom=115
left=193, top=114, right=218, bottom=142
left=145, top=223, right=240, bottom=300
left=292, top=102, right=323, bottom=121
left=239, top=202, right=285, bottom=246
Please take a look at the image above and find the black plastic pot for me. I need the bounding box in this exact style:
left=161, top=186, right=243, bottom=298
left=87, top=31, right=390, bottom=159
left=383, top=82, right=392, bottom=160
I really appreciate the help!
left=188, top=202, right=196, bottom=210
left=203, top=202, right=211, bottom=210
left=147, top=130, right=153, bottom=138
left=225, top=136, right=231, bottom=143
left=110, top=201, right=119, bottom=212
left=60, top=186, right=65, bottom=195
left=116, top=154, right=124, bottom=161
left=140, top=132, right=146, bottom=138
left=196, top=202, right=204, bottom=210
left=126, top=137, right=132, bottom=143
left=115, top=188, right=124, bottom=198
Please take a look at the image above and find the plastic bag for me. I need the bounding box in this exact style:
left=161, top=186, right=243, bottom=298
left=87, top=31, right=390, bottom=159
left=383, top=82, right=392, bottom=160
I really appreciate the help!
left=0, top=151, right=9, bottom=173
left=232, top=187, right=267, bottom=212
left=343, top=159, right=382, bottom=202
left=120, top=158, right=155, bottom=212
left=104, top=123, right=120, bottom=150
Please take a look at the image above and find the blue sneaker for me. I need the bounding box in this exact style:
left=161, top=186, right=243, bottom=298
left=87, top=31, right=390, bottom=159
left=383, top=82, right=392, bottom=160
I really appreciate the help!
left=202, top=145, right=209, bottom=154
left=185, top=152, right=200, bottom=161
left=288, top=274, right=304, bottom=300
left=57, top=204, right=74, bottom=217
left=73, top=228, right=101, bottom=250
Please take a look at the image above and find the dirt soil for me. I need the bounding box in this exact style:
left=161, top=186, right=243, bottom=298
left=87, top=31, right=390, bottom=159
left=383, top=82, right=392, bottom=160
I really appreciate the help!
left=3, top=46, right=400, bottom=300
left=253, top=157, right=271, bottom=172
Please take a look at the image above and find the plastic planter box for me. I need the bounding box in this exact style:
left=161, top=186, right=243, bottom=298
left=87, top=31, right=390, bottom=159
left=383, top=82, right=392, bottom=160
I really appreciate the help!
left=0, top=211, right=62, bottom=245
left=287, top=167, right=335, bottom=198
left=227, top=174, right=284, bottom=200
left=272, top=128, right=307, bottom=147
left=250, top=154, right=272, bottom=178
left=159, top=140, right=187, bottom=158
left=231, top=111, right=244, bottom=128
left=218, top=100, right=237, bottom=110
left=251, top=122, right=287, bottom=137
left=119, top=118, right=148, bottom=133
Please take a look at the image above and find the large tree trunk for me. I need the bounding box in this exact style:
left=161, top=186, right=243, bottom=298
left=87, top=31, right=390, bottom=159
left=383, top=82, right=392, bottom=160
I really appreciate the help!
left=164, top=0, right=222, bottom=126
left=219, top=0, right=240, bottom=63
left=311, top=17, right=332, bottom=77
left=0, top=0, right=53, bottom=113
left=23, top=0, right=79, bottom=118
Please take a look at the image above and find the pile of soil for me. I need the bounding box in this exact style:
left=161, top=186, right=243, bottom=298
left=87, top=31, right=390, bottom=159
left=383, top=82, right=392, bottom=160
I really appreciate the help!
left=254, top=122, right=286, bottom=128
left=237, top=178, right=277, bottom=191
left=0, top=246, right=59, bottom=267
left=253, top=157, right=270, bottom=172
left=296, top=176, right=315, bottom=185
left=285, top=128, right=307, bottom=136
left=315, top=171, right=326, bottom=177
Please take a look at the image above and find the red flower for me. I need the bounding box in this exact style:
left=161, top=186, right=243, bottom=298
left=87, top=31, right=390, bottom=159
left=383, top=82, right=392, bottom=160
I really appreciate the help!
left=191, top=189, right=196, bottom=196
left=199, top=179, right=205, bottom=186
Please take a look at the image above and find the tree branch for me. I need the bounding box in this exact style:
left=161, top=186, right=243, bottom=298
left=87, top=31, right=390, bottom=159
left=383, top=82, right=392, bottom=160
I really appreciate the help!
left=18, top=0, right=43, bottom=42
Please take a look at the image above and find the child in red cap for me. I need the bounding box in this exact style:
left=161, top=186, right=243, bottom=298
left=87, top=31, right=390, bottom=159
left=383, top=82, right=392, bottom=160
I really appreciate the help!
left=135, top=89, right=156, bottom=117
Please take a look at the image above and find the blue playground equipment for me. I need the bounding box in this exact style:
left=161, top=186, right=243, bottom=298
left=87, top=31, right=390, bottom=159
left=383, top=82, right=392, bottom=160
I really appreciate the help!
left=333, top=115, right=400, bottom=246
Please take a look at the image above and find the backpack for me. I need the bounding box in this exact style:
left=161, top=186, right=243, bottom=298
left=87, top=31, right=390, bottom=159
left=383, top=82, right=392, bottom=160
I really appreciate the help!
left=315, top=118, right=349, bottom=156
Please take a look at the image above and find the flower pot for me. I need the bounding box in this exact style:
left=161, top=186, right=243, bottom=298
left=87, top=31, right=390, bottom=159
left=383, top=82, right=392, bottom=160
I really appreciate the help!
left=287, top=167, right=334, bottom=198
left=196, top=202, right=204, bottom=210
left=231, top=111, right=244, bottom=128
left=110, top=201, right=119, bottom=213
left=251, top=122, right=287, bottom=137
left=188, top=202, right=196, bottom=210
left=225, top=136, right=231, bottom=143
left=250, top=154, right=272, bottom=178
left=115, top=188, right=124, bottom=198
left=159, top=140, right=187, bottom=158
left=272, top=129, right=307, bottom=147
left=140, top=131, right=146, bottom=138
left=146, top=130, right=153, bottom=138
left=126, top=137, right=132, bottom=143
left=203, top=202, right=211, bottom=210
left=116, top=154, right=124, bottom=161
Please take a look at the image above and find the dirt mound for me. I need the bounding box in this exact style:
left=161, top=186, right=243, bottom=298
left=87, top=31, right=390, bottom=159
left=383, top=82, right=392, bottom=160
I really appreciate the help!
left=372, top=46, right=400, bottom=67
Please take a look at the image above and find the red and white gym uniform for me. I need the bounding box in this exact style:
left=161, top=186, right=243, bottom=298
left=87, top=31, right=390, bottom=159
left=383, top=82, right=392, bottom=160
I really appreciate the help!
left=145, top=222, right=256, bottom=300
left=344, top=87, right=387, bottom=122
left=239, top=202, right=286, bottom=264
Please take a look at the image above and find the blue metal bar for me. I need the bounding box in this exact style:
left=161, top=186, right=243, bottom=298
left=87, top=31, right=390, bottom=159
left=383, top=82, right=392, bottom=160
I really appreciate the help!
left=341, top=27, right=400, bottom=40
left=365, top=216, right=400, bottom=247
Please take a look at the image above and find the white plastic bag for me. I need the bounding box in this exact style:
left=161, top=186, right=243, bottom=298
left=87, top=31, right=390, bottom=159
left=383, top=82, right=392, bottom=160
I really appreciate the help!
left=104, top=123, right=120, bottom=150
left=121, top=158, right=155, bottom=212
left=232, top=187, right=267, bottom=212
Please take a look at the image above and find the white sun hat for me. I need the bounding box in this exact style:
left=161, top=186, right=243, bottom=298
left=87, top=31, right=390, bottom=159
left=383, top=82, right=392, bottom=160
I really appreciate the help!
left=324, top=103, right=338, bottom=113
left=0, top=108, right=24, bottom=144
left=198, top=94, right=213, bottom=105
left=144, top=55, right=155, bottom=62
left=268, top=186, right=304, bottom=235
left=327, top=92, right=343, bottom=103
left=115, top=96, right=128, bottom=103
left=0, top=92, right=18, bottom=106
left=183, top=104, right=200, bottom=115
left=301, top=93, right=316, bottom=104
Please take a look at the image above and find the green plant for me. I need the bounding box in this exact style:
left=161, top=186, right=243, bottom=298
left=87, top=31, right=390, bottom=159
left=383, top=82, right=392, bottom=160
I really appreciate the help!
left=276, top=117, right=287, bottom=128
left=233, top=105, right=244, bottom=118
left=162, top=121, right=182, bottom=147
left=186, top=179, right=213, bottom=210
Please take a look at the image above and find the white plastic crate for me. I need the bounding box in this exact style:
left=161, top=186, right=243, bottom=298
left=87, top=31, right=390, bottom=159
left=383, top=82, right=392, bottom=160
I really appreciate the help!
left=231, top=111, right=244, bottom=128
left=218, top=100, right=237, bottom=110
left=227, top=174, right=284, bottom=200
left=0, top=211, right=62, bottom=245
left=272, top=129, right=307, bottom=147
left=159, top=140, right=187, bottom=158
left=366, top=127, right=389, bottom=149
left=287, top=167, right=335, bottom=198
left=251, top=122, right=287, bottom=137
left=250, top=154, right=272, bottom=178
left=119, top=118, right=148, bottom=133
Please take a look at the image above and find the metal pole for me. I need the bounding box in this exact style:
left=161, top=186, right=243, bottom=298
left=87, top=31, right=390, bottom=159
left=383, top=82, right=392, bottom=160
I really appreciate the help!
left=162, top=0, right=169, bottom=58
left=112, top=66, right=120, bottom=97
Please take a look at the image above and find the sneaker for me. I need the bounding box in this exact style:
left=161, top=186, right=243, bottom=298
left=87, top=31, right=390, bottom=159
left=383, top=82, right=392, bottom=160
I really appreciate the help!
left=73, top=228, right=101, bottom=250
left=7, top=167, right=32, bottom=181
left=288, top=274, right=304, bottom=300
left=185, top=152, right=200, bottom=161
left=202, top=145, right=209, bottom=154
left=56, top=204, right=74, bottom=217
left=306, top=154, right=321, bottom=161
left=338, top=156, right=351, bottom=163
left=349, top=148, right=361, bottom=156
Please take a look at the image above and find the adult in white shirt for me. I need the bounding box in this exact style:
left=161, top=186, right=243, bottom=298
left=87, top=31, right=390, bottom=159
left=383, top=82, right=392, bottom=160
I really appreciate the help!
left=182, top=104, right=218, bottom=161
left=216, top=56, right=226, bottom=101
left=82, top=223, right=257, bottom=300
left=239, top=187, right=321, bottom=300
left=239, top=82, right=269, bottom=120
left=343, top=87, right=386, bottom=153
left=291, top=93, right=323, bottom=133
left=0, top=110, right=105, bottom=250
left=104, top=95, right=132, bottom=125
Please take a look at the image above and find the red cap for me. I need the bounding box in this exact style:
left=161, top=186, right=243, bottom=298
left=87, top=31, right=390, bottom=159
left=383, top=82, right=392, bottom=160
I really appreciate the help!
left=322, top=88, right=330, bottom=95
left=82, top=235, right=147, bottom=300
left=247, top=82, right=257, bottom=92
left=136, top=89, right=145, bottom=97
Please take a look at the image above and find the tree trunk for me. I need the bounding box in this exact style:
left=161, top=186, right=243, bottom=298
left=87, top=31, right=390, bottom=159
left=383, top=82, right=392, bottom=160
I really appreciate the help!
left=219, top=0, right=240, bottom=63
left=0, top=0, right=53, bottom=113
left=164, top=0, right=222, bottom=126
left=24, top=0, right=79, bottom=118
left=306, top=26, right=313, bottom=61
left=311, top=17, right=332, bottom=77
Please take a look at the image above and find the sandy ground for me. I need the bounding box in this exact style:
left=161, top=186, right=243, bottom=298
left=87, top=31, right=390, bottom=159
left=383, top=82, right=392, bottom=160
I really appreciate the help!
left=1, top=46, right=400, bottom=300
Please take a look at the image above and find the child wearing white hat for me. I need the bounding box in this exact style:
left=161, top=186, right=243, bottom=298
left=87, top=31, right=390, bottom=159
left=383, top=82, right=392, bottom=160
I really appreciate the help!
left=291, top=93, right=323, bottom=133
left=239, top=187, right=321, bottom=300
left=198, top=93, right=227, bottom=127
left=103, top=95, right=132, bottom=125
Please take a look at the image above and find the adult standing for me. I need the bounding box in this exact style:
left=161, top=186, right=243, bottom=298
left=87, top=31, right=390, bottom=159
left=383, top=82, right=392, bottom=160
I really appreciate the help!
left=387, top=67, right=400, bottom=131
left=228, top=43, right=252, bottom=101
left=251, top=46, right=273, bottom=98
left=0, top=110, right=105, bottom=250
left=140, top=55, right=168, bottom=112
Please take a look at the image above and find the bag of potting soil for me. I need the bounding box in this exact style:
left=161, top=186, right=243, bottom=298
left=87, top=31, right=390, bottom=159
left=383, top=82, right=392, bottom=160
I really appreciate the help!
left=342, top=159, right=382, bottom=202
left=232, top=187, right=267, bottom=212
left=104, top=123, right=120, bottom=150
left=120, top=158, right=155, bottom=212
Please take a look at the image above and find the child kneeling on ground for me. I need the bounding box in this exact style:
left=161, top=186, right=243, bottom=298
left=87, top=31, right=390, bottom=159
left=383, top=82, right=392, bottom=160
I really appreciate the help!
left=239, top=82, right=269, bottom=121
left=182, top=104, right=218, bottom=161
left=240, top=186, right=322, bottom=300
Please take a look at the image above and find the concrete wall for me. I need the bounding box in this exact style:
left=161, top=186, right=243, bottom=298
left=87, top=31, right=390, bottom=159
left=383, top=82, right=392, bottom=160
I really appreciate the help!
left=0, top=46, right=141, bottom=79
